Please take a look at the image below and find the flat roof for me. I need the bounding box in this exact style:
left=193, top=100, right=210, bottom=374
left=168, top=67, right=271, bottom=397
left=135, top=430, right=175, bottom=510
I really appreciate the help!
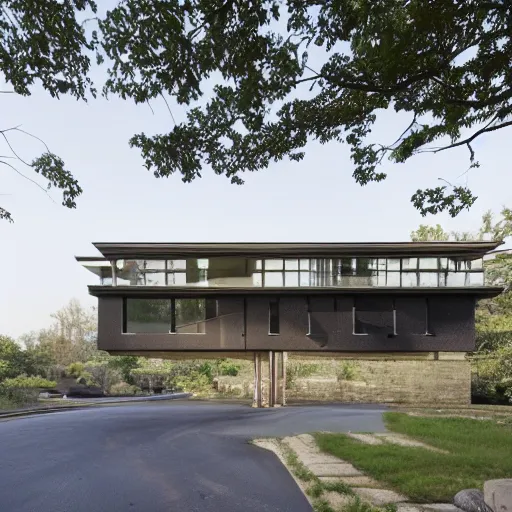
left=88, top=285, right=504, bottom=298
left=90, top=241, right=502, bottom=260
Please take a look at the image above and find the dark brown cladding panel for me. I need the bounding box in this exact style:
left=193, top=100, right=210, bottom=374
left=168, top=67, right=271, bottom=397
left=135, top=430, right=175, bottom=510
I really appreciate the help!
left=97, top=294, right=476, bottom=352
left=98, top=297, right=245, bottom=352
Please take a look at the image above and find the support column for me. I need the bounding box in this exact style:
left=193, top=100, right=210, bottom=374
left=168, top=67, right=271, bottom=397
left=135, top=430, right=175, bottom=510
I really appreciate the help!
left=280, top=351, right=287, bottom=406
left=271, top=351, right=279, bottom=406
left=268, top=351, right=274, bottom=407
left=252, top=352, right=261, bottom=408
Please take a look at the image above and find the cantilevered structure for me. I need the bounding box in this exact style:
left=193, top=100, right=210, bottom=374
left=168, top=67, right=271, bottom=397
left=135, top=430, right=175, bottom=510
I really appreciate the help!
left=78, top=242, right=502, bottom=406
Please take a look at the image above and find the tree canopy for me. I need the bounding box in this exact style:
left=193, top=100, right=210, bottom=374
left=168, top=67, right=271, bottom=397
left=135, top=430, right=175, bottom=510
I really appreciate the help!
left=2, top=0, right=512, bottom=220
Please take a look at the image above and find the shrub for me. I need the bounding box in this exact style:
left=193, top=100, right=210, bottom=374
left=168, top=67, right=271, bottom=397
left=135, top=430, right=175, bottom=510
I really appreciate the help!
left=174, top=372, right=212, bottom=393
left=472, top=347, right=512, bottom=404
left=0, top=375, right=57, bottom=407
left=1, top=375, right=56, bottom=389
left=218, top=360, right=241, bottom=377
left=67, top=362, right=84, bottom=378
left=109, top=382, right=140, bottom=396
left=84, top=362, right=122, bottom=393
left=337, top=361, right=359, bottom=381
left=286, top=362, right=320, bottom=388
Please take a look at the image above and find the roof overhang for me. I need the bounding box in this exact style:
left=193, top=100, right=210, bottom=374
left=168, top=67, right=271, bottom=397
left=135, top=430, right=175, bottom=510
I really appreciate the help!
left=89, top=285, right=504, bottom=298
left=91, top=242, right=503, bottom=260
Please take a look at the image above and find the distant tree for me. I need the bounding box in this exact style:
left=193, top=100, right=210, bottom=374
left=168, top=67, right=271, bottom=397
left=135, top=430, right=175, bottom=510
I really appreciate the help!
left=410, top=224, right=450, bottom=242
left=411, top=207, right=512, bottom=243
left=0, top=335, right=26, bottom=381
left=18, top=300, right=98, bottom=367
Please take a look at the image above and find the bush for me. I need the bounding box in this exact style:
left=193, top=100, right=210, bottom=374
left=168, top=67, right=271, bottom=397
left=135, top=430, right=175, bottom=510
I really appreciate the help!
left=84, top=362, right=122, bottom=393
left=286, top=362, right=320, bottom=388
left=337, top=361, right=359, bottom=381
left=1, top=375, right=56, bottom=389
left=472, top=347, right=512, bottom=404
left=67, top=362, right=84, bottom=378
left=218, top=360, right=241, bottom=376
left=109, top=382, right=140, bottom=396
left=174, top=371, right=212, bottom=393
left=0, top=375, right=57, bottom=407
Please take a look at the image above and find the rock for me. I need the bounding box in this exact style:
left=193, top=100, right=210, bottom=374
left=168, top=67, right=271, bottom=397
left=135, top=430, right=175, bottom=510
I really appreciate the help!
left=484, top=479, right=512, bottom=512
left=454, top=489, right=493, bottom=512
left=353, top=487, right=408, bottom=505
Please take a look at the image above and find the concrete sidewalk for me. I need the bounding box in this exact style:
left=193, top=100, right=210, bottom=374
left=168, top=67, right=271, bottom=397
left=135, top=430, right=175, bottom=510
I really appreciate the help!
left=255, top=433, right=463, bottom=512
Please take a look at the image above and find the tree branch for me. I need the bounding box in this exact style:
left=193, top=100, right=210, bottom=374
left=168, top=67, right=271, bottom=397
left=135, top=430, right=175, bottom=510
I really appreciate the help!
left=421, top=120, right=512, bottom=155
left=0, top=160, right=56, bottom=203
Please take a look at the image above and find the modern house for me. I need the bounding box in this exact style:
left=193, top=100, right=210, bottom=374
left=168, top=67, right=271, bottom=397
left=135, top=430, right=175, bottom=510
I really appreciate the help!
left=78, top=242, right=503, bottom=406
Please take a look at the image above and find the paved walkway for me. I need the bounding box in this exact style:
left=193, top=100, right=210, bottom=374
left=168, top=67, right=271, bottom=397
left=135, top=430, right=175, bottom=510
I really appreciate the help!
left=255, top=433, right=463, bottom=512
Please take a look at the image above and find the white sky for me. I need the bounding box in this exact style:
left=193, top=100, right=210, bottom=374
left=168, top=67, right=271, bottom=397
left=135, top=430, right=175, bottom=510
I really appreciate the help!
left=1, top=11, right=511, bottom=338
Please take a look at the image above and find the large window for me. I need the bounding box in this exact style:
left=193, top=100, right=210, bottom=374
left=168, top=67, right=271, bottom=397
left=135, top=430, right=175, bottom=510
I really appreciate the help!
left=103, top=256, right=485, bottom=288
left=124, top=298, right=214, bottom=334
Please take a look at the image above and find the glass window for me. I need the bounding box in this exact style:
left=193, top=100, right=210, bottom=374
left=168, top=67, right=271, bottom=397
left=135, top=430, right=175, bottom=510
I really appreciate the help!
left=366, top=258, right=379, bottom=270
left=419, top=273, right=438, bottom=287
left=125, top=299, right=172, bottom=333
left=269, top=299, right=279, bottom=334
left=168, top=272, right=186, bottom=286
left=371, top=271, right=386, bottom=287
left=285, top=272, right=299, bottom=287
left=402, top=272, right=418, bottom=287
left=447, top=272, right=466, bottom=287
left=144, top=272, right=167, bottom=286
left=439, top=258, right=448, bottom=270
left=387, top=259, right=400, bottom=271
left=197, top=259, right=209, bottom=269
left=402, top=258, right=418, bottom=270
left=386, top=272, right=400, bottom=286
left=355, top=258, right=372, bottom=276
left=419, top=258, right=438, bottom=269
left=174, top=299, right=206, bottom=333
left=439, top=272, right=447, bottom=286
left=253, top=273, right=263, bottom=287
left=470, top=258, right=483, bottom=270
left=265, top=259, right=283, bottom=270
left=285, top=259, right=299, bottom=270
left=168, top=260, right=186, bottom=270
left=144, top=260, right=166, bottom=270
left=467, top=272, right=484, bottom=286
left=300, top=259, right=310, bottom=270
left=299, top=272, right=310, bottom=287
left=256, top=260, right=262, bottom=270
left=265, top=272, right=284, bottom=287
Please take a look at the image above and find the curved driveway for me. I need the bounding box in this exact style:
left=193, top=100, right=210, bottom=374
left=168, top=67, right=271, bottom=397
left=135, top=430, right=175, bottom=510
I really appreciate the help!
left=0, top=401, right=386, bottom=512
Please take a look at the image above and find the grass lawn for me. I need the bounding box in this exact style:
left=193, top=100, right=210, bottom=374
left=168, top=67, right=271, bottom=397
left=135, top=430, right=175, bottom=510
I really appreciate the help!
left=314, top=412, right=512, bottom=503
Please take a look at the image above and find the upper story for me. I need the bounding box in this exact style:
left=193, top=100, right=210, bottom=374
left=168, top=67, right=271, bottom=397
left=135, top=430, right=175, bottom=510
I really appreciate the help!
left=78, top=241, right=503, bottom=296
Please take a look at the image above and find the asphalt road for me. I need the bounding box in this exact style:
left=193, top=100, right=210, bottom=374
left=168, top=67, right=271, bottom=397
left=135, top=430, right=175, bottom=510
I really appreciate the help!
left=0, top=401, right=386, bottom=512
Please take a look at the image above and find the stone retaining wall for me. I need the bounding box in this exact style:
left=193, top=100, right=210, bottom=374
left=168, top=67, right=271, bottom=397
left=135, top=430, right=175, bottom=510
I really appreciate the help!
left=215, top=353, right=470, bottom=406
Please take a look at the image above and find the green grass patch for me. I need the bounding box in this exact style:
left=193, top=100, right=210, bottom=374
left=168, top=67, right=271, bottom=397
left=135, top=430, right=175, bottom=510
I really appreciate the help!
left=315, top=412, right=512, bottom=503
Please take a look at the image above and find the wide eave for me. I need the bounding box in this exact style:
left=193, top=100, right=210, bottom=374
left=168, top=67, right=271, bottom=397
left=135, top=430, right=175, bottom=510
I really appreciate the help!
left=92, top=241, right=503, bottom=260
left=88, top=285, right=504, bottom=298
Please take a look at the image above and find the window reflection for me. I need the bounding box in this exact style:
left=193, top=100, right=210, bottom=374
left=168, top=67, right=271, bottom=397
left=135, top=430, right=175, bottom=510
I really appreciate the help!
left=85, top=256, right=485, bottom=289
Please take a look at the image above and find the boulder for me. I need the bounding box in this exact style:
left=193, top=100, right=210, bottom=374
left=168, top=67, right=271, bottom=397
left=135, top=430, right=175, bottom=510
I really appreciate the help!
left=484, top=479, right=512, bottom=512
left=67, top=385, right=104, bottom=398
left=454, top=489, right=493, bottom=512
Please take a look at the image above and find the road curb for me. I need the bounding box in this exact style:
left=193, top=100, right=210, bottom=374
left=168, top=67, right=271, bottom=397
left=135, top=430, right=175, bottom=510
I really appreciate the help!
left=0, top=392, right=192, bottom=420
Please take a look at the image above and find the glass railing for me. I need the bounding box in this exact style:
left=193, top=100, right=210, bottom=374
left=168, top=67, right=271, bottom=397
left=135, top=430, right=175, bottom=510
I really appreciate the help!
left=81, top=257, right=486, bottom=288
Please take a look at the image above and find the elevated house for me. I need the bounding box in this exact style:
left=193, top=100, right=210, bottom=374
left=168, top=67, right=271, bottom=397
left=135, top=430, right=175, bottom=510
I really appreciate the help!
left=78, top=242, right=502, bottom=406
